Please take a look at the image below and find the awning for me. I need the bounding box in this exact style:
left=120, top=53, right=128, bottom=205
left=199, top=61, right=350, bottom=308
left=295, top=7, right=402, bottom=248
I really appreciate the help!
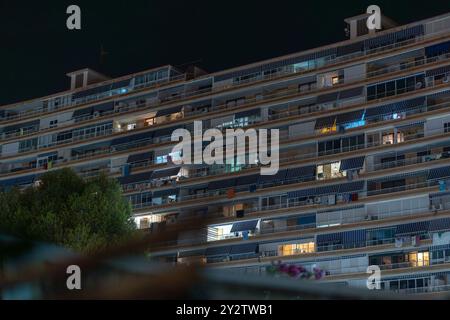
left=93, top=101, right=115, bottom=113
left=72, top=83, right=111, bottom=100
left=111, top=131, right=153, bottom=147
left=317, top=232, right=343, bottom=245
left=153, top=125, right=184, bottom=139
left=338, top=86, right=364, bottom=100
left=364, top=25, right=424, bottom=49
left=156, top=105, right=183, bottom=117
left=205, top=245, right=231, bottom=256
left=343, top=230, right=366, bottom=247
left=317, top=91, right=339, bottom=104
left=0, top=175, right=36, bottom=188
left=340, top=156, right=365, bottom=171
left=151, top=167, right=180, bottom=179
left=230, top=220, right=259, bottom=233
left=316, top=184, right=340, bottom=196
left=425, top=40, right=450, bottom=57
left=427, top=166, right=450, bottom=181
left=3, top=119, right=40, bottom=133
left=298, top=214, right=316, bottom=225
left=208, top=179, right=236, bottom=190
left=339, top=181, right=365, bottom=193
left=337, top=42, right=364, bottom=57
left=111, top=79, right=131, bottom=90
left=395, top=221, right=430, bottom=236
left=152, top=188, right=179, bottom=198
left=72, top=107, right=94, bottom=118
left=235, top=174, right=259, bottom=186
left=258, top=169, right=287, bottom=184
left=365, top=97, right=426, bottom=118
left=425, top=65, right=450, bottom=77
left=117, top=171, right=153, bottom=185
left=429, top=218, right=450, bottom=232
left=230, top=243, right=258, bottom=255
left=286, top=166, right=316, bottom=180
left=127, top=152, right=153, bottom=163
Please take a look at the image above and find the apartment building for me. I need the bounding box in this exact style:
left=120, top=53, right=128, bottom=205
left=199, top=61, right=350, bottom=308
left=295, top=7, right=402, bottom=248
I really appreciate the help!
left=2, top=11, right=450, bottom=296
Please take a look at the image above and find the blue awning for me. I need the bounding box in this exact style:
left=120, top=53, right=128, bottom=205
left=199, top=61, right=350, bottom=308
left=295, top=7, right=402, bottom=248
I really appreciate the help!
left=343, top=230, right=366, bottom=247
left=429, top=218, right=450, bottom=232
left=72, top=107, right=94, bottom=118
left=205, top=245, right=231, bottom=256
left=428, top=166, right=450, bottom=181
left=127, top=152, right=153, bottom=163
left=298, top=214, right=316, bottom=225
left=364, top=25, right=424, bottom=49
left=425, top=65, right=450, bottom=77
left=0, top=175, right=37, bottom=188
left=426, top=40, right=450, bottom=56
left=316, top=184, right=340, bottom=196
left=340, top=156, right=365, bottom=171
left=230, top=220, right=259, bottom=233
left=336, top=109, right=365, bottom=125
left=317, top=232, right=343, bottom=245
left=286, top=165, right=316, bottom=180
left=117, top=171, right=153, bottom=185
left=93, top=101, right=115, bottom=113
left=395, top=221, right=430, bottom=236
left=230, top=243, right=258, bottom=255
left=111, top=79, right=131, bottom=90
left=339, top=181, right=365, bottom=193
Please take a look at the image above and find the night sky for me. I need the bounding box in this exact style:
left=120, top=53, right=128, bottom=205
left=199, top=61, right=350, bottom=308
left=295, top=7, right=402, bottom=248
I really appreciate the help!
left=0, top=0, right=449, bottom=106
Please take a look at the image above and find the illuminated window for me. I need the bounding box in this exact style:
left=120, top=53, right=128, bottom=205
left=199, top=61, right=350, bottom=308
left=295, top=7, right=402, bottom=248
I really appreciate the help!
left=320, top=119, right=337, bottom=134
left=126, top=123, right=136, bottom=131
left=317, top=161, right=344, bottom=180
left=145, top=118, right=155, bottom=126
left=332, top=76, right=339, bottom=85
left=278, top=242, right=315, bottom=256
left=409, top=251, right=429, bottom=267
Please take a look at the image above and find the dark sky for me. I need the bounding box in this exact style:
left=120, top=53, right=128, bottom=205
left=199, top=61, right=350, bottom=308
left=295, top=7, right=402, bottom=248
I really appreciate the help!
left=0, top=0, right=449, bottom=105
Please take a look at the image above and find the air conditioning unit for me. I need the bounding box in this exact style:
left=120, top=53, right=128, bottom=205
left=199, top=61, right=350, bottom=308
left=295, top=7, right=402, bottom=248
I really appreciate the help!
left=415, top=81, right=423, bottom=89
left=314, top=197, right=321, bottom=204
left=306, top=198, right=314, bottom=205
left=93, top=111, right=100, bottom=118
left=443, top=75, right=450, bottom=83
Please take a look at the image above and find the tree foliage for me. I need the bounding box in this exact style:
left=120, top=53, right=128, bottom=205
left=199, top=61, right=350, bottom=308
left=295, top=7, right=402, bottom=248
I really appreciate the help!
left=0, top=168, right=136, bottom=253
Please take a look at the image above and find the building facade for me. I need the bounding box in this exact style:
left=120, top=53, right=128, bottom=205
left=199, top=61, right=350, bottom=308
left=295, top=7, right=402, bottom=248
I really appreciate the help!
left=2, top=12, right=450, bottom=296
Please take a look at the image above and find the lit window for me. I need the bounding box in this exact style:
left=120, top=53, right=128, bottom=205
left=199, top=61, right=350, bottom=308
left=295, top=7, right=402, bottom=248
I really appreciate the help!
left=126, top=123, right=136, bottom=131
left=332, top=76, right=339, bottom=85
left=278, top=242, right=315, bottom=256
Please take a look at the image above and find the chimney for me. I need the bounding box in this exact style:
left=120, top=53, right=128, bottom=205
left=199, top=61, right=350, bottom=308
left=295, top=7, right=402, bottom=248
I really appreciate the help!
left=66, top=68, right=110, bottom=90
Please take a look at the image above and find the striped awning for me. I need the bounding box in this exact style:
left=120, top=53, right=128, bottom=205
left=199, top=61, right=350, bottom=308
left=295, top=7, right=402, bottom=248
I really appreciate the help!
left=395, top=221, right=430, bottom=236
left=230, top=243, right=258, bottom=255
left=425, top=65, right=450, bottom=77
left=230, top=220, right=259, bottom=233
left=339, top=181, right=365, bottom=193
left=317, top=232, right=343, bottom=245
left=340, top=156, right=365, bottom=171
left=429, top=218, right=450, bottom=232
left=428, top=166, right=450, bottom=181
left=343, top=230, right=366, bottom=246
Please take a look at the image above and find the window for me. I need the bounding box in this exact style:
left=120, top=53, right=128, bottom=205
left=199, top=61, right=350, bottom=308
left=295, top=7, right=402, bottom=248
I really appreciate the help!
left=278, top=242, right=315, bottom=256
left=49, top=120, right=58, bottom=128
left=445, top=122, right=450, bottom=133
left=332, top=76, right=340, bottom=85
left=408, top=251, right=430, bottom=267
left=126, top=123, right=137, bottom=131
left=317, top=161, right=344, bottom=180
